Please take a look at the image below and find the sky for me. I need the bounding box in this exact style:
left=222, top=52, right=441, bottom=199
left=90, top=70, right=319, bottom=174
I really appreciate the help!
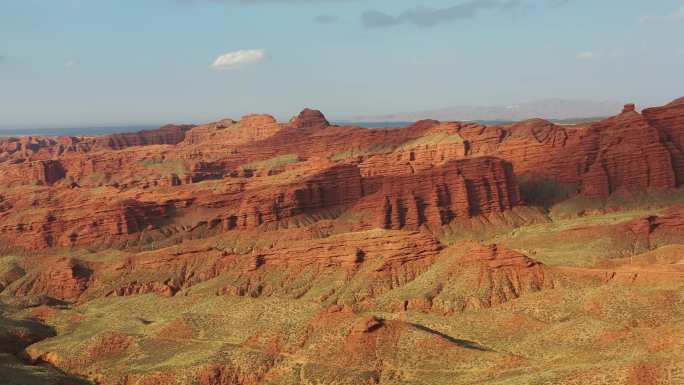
left=1, top=0, right=683, bottom=128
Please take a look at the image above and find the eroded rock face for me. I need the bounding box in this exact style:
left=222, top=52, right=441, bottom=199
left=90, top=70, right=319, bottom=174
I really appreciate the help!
left=16, top=229, right=444, bottom=303
left=444, top=243, right=554, bottom=310
left=5, top=101, right=680, bottom=198
left=581, top=107, right=676, bottom=197
left=643, top=97, right=684, bottom=185
left=252, top=229, right=443, bottom=270
left=1, top=100, right=683, bottom=253
left=358, top=122, right=467, bottom=177
left=289, top=108, right=330, bottom=128
left=358, top=157, right=520, bottom=229
left=0, top=123, right=523, bottom=252
left=0, top=194, right=169, bottom=251
left=8, top=257, right=92, bottom=301
left=456, top=102, right=682, bottom=196
left=95, top=124, right=194, bottom=150
left=486, top=119, right=599, bottom=186
left=170, top=162, right=365, bottom=232
left=396, top=242, right=555, bottom=314
left=0, top=159, right=67, bottom=187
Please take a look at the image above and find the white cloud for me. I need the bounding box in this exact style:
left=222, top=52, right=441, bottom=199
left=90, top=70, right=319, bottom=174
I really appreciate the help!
left=640, top=5, right=684, bottom=23
left=64, top=60, right=77, bottom=68
left=210, top=49, right=266, bottom=70
left=576, top=51, right=598, bottom=61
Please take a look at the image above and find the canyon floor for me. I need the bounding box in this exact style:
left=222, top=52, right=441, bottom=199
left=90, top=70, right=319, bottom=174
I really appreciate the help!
left=1, top=100, right=684, bottom=385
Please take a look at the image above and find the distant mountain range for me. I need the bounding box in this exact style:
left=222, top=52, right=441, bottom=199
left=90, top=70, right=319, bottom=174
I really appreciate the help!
left=348, top=99, right=626, bottom=123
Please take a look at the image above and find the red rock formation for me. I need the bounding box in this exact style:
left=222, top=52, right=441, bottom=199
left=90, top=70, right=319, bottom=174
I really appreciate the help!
left=0, top=136, right=88, bottom=162
left=357, top=157, right=520, bottom=229
left=8, top=258, right=91, bottom=301
left=486, top=119, right=599, bottom=186
left=184, top=162, right=364, bottom=231
left=95, top=124, right=194, bottom=150
left=35, top=160, right=67, bottom=185
left=289, top=108, right=330, bottom=128
left=427, top=101, right=683, bottom=197
left=252, top=229, right=442, bottom=270
left=0, top=159, right=66, bottom=187
left=458, top=243, right=554, bottom=307
left=0, top=125, right=193, bottom=165
left=1, top=99, right=683, bottom=255
left=581, top=106, right=676, bottom=196
left=24, top=229, right=441, bottom=302
left=398, top=243, right=555, bottom=314
left=649, top=205, right=684, bottom=246
left=358, top=122, right=467, bottom=177
left=0, top=194, right=169, bottom=251
left=643, top=97, right=684, bottom=185
left=3, top=100, right=684, bottom=385
left=214, top=114, right=283, bottom=146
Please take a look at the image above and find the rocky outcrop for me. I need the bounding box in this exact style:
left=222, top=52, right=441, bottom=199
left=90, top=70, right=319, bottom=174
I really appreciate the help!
left=187, top=163, right=364, bottom=231
left=486, top=119, right=599, bottom=185
left=0, top=135, right=92, bottom=163
left=358, top=122, right=467, bottom=177
left=648, top=205, right=684, bottom=246
left=1, top=100, right=683, bottom=255
left=9, top=229, right=442, bottom=303
left=0, top=125, right=193, bottom=166
left=393, top=242, right=555, bottom=314
left=0, top=159, right=66, bottom=187
left=251, top=229, right=443, bottom=270
left=643, top=97, right=684, bottom=185
left=454, top=102, right=682, bottom=196
left=581, top=106, right=676, bottom=196
left=455, top=243, right=554, bottom=308
left=95, top=124, right=194, bottom=150
left=7, top=257, right=91, bottom=301
left=216, top=114, right=283, bottom=146
left=289, top=108, right=330, bottom=128
left=0, top=196, right=169, bottom=251
left=358, top=157, right=520, bottom=229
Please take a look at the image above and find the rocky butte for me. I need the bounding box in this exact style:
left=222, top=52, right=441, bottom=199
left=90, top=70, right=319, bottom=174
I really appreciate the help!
left=0, top=98, right=684, bottom=385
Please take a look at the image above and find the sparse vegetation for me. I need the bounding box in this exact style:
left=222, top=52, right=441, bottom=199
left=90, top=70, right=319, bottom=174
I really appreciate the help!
left=550, top=187, right=684, bottom=219
left=139, top=159, right=188, bottom=175
left=397, top=132, right=464, bottom=150
left=328, top=133, right=463, bottom=162
left=241, top=154, right=300, bottom=172
left=328, top=143, right=395, bottom=161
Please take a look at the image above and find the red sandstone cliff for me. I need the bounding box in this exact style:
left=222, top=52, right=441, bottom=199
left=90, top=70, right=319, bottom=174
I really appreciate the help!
left=95, top=124, right=195, bottom=150
left=580, top=104, right=676, bottom=196
left=0, top=98, right=683, bottom=253
left=357, top=157, right=520, bottom=229
left=643, top=97, right=684, bottom=186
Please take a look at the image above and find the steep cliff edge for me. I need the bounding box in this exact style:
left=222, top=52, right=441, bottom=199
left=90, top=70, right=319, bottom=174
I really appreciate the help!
left=581, top=105, right=676, bottom=197
left=643, top=97, right=684, bottom=185
left=357, top=157, right=520, bottom=229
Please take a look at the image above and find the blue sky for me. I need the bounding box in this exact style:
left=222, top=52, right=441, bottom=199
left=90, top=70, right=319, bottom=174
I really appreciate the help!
left=1, top=0, right=683, bottom=128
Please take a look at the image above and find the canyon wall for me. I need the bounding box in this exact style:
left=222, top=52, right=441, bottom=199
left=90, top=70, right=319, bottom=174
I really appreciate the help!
left=0, top=99, right=683, bottom=253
